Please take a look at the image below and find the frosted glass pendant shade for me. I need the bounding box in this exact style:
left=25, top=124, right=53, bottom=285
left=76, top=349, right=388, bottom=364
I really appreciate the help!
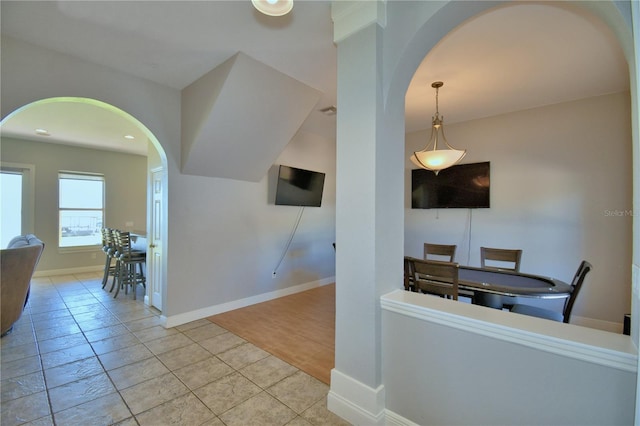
left=410, top=149, right=467, bottom=175
left=252, top=0, right=293, bottom=16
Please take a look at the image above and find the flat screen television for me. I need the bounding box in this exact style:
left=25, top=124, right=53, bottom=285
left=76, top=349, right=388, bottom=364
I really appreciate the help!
left=411, top=161, right=490, bottom=209
left=275, top=165, right=326, bottom=207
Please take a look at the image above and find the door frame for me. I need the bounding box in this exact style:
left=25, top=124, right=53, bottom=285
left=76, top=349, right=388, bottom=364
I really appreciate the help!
left=146, top=166, right=165, bottom=311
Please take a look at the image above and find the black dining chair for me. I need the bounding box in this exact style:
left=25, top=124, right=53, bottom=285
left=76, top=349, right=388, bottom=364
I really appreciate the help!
left=510, top=260, right=592, bottom=323
left=113, top=230, right=147, bottom=299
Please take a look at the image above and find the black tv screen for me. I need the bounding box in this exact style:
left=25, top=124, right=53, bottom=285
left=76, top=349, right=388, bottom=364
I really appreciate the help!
left=275, top=165, right=326, bottom=207
left=412, top=161, right=490, bottom=209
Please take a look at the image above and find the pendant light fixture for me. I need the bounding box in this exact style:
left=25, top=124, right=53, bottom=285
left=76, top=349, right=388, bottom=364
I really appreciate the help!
left=410, top=81, right=466, bottom=175
left=252, top=0, right=293, bottom=16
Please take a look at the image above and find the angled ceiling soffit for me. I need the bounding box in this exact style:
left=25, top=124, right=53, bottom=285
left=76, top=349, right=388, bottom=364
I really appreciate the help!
left=181, top=52, right=322, bottom=182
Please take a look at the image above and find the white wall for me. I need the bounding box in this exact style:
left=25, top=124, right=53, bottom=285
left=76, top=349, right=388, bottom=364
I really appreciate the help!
left=382, top=291, right=637, bottom=426
left=0, top=137, right=147, bottom=272
left=405, top=92, right=632, bottom=328
left=166, top=129, right=336, bottom=321
left=0, top=36, right=337, bottom=322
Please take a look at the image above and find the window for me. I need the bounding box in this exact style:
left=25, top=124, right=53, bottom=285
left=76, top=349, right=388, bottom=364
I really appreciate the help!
left=59, top=172, right=104, bottom=248
left=1, top=163, right=35, bottom=248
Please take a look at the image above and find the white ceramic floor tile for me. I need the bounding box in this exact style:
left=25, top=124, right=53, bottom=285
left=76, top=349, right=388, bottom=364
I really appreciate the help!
left=0, top=274, right=344, bottom=426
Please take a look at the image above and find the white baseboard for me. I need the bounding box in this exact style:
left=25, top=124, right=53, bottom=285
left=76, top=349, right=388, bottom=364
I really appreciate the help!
left=384, top=409, right=419, bottom=426
left=327, top=368, right=386, bottom=426
left=163, top=276, right=335, bottom=328
left=33, top=265, right=103, bottom=277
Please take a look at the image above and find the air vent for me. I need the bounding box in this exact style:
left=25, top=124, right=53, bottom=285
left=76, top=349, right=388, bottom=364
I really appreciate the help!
left=319, top=106, right=337, bottom=116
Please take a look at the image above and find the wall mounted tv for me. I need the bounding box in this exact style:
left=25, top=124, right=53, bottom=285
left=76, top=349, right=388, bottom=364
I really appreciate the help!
left=411, top=161, right=490, bottom=209
left=275, top=165, right=326, bottom=207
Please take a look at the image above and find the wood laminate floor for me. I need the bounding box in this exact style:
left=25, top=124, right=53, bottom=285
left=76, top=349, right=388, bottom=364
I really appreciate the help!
left=207, top=284, right=335, bottom=384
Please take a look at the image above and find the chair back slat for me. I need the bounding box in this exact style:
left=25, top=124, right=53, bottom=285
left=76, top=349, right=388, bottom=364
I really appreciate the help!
left=424, top=243, right=457, bottom=262
left=409, top=257, right=459, bottom=300
left=114, top=230, right=135, bottom=258
left=101, top=228, right=109, bottom=248
left=480, top=247, right=522, bottom=272
left=105, top=228, right=116, bottom=251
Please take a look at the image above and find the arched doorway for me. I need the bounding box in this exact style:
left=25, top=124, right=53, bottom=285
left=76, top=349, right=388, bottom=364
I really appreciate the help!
left=330, top=0, right=638, bottom=424
left=403, top=3, right=631, bottom=329
left=387, top=0, right=636, bottom=330
left=0, top=97, right=168, bottom=311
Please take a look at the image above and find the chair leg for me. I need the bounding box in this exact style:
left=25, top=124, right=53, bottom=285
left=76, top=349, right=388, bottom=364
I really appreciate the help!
left=114, top=262, right=126, bottom=298
left=110, top=256, right=145, bottom=300
left=124, top=264, right=133, bottom=296
left=131, top=262, right=144, bottom=300
left=132, top=264, right=136, bottom=300
left=101, top=255, right=112, bottom=288
left=139, top=263, right=146, bottom=292
left=109, top=259, right=120, bottom=293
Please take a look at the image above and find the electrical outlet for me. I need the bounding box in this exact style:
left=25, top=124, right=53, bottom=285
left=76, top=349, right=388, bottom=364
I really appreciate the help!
left=272, top=271, right=277, bottom=278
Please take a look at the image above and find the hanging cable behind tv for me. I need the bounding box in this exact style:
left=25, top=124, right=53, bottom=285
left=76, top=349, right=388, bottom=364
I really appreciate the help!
left=272, top=206, right=305, bottom=277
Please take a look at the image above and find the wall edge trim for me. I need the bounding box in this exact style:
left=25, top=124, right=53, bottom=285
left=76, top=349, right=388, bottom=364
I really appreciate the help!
left=381, top=291, right=638, bottom=373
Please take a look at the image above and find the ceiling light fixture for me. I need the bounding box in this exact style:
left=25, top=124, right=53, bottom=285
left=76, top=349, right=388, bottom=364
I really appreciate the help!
left=410, top=81, right=466, bottom=175
left=124, top=135, right=135, bottom=140
left=252, top=0, right=293, bottom=16
left=35, top=128, right=50, bottom=136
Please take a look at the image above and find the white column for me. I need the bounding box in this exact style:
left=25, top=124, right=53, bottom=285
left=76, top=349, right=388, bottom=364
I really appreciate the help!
left=328, top=2, right=404, bottom=424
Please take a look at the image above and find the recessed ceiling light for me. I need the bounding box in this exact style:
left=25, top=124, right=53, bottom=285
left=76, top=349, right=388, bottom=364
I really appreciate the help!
left=252, top=0, right=293, bottom=16
left=35, top=128, right=50, bottom=136
left=124, top=135, right=135, bottom=140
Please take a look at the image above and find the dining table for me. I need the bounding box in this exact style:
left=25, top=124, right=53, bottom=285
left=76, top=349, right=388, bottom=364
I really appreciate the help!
left=415, top=264, right=572, bottom=309
left=130, top=233, right=147, bottom=252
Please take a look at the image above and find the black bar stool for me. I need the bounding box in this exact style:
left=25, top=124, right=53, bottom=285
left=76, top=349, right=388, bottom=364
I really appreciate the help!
left=101, top=228, right=118, bottom=290
left=113, top=230, right=146, bottom=299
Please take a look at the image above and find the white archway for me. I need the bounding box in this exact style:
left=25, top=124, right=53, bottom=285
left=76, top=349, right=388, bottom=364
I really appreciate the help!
left=1, top=96, right=169, bottom=311
left=384, top=0, right=637, bottom=338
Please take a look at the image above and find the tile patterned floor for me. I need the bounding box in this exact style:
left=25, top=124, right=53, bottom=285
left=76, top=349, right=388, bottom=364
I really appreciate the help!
left=0, top=272, right=349, bottom=426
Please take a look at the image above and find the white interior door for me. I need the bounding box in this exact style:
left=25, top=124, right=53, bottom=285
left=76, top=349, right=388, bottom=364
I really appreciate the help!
left=148, top=168, right=164, bottom=310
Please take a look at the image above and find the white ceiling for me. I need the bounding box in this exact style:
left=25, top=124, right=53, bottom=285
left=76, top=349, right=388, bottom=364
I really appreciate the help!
left=0, top=1, right=629, bottom=155
left=405, top=2, right=629, bottom=131
left=0, top=99, right=152, bottom=156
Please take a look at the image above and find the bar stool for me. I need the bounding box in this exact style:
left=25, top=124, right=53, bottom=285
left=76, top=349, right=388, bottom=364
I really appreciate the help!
left=101, top=228, right=118, bottom=290
left=113, top=230, right=146, bottom=299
